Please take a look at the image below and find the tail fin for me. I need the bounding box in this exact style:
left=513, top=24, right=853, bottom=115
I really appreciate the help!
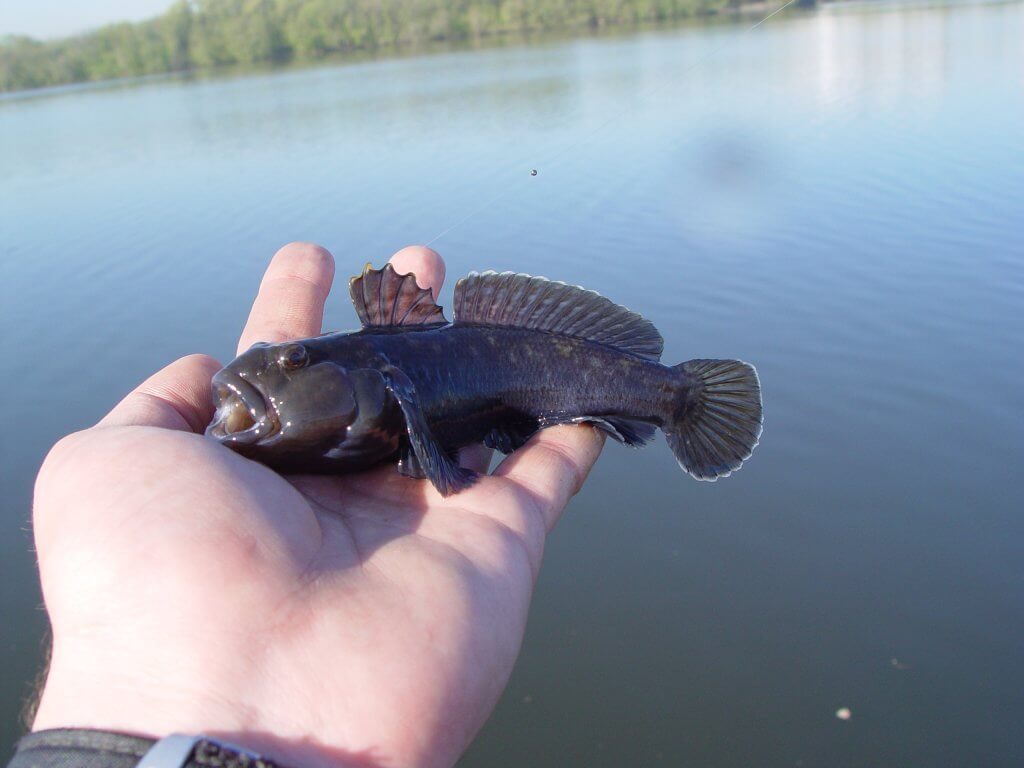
left=666, top=359, right=762, bottom=481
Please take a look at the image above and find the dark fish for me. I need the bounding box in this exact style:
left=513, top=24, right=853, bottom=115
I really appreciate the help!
left=205, top=263, right=762, bottom=495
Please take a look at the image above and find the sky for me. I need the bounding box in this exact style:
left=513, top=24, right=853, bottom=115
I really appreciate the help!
left=0, top=0, right=171, bottom=40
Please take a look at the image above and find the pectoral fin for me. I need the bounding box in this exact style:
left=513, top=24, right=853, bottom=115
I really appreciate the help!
left=397, top=445, right=426, bottom=479
left=382, top=365, right=476, bottom=496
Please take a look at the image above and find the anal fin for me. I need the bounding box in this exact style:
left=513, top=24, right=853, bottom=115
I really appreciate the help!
left=539, top=415, right=656, bottom=447
left=588, top=416, right=657, bottom=447
left=483, top=420, right=540, bottom=454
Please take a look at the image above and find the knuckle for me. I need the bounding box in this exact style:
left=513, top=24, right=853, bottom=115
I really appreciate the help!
left=459, top=480, right=547, bottom=577
left=494, top=523, right=541, bottom=581
left=33, top=430, right=97, bottom=530
left=37, top=431, right=88, bottom=482
left=537, top=439, right=587, bottom=497
left=490, top=482, right=548, bottom=551
left=472, top=504, right=543, bottom=580
left=495, top=471, right=555, bottom=535
left=178, top=353, right=222, bottom=377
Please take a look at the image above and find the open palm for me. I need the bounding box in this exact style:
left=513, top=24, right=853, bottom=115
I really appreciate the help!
left=31, top=244, right=604, bottom=768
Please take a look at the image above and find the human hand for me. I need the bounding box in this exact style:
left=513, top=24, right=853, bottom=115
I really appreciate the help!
left=31, top=243, right=605, bottom=768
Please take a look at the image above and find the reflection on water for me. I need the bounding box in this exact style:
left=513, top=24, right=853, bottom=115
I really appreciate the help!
left=2, top=2, right=1023, bottom=765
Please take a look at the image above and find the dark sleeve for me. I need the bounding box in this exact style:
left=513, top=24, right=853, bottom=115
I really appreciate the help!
left=8, top=730, right=153, bottom=768
left=8, top=730, right=287, bottom=768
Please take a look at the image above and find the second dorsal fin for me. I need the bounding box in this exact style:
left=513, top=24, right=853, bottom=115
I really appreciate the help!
left=349, top=263, right=447, bottom=329
left=453, top=271, right=664, bottom=360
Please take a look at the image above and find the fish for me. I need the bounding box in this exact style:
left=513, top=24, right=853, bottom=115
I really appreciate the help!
left=205, top=263, right=763, bottom=495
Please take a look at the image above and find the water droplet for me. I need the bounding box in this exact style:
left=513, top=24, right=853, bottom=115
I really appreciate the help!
left=530, top=169, right=538, bottom=176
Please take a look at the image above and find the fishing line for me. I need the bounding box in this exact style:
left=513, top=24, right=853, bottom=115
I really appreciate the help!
left=424, top=0, right=801, bottom=248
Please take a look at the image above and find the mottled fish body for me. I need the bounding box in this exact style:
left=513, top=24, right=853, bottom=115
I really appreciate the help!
left=206, top=264, right=762, bottom=495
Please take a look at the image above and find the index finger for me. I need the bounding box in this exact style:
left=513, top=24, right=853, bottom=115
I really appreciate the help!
left=237, top=242, right=336, bottom=355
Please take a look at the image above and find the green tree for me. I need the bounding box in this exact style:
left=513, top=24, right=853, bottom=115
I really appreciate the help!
left=0, top=0, right=776, bottom=92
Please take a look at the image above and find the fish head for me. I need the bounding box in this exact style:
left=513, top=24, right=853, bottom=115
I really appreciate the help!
left=206, top=340, right=360, bottom=460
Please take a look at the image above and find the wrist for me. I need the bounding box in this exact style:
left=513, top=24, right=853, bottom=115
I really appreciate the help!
left=33, top=637, right=250, bottom=743
left=32, top=654, right=364, bottom=768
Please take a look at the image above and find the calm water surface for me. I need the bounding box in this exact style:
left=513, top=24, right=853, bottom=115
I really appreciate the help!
left=2, top=2, right=1023, bottom=765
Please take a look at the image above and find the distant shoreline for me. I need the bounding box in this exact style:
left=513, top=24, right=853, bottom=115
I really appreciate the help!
left=0, top=0, right=817, bottom=95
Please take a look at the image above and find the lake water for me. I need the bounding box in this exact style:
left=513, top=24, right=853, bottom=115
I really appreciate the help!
left=2, top=2, right=1023, bottom=764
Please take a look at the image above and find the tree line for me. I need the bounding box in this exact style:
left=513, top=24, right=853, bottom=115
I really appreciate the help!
left=1, top=0, right=758, bottom=93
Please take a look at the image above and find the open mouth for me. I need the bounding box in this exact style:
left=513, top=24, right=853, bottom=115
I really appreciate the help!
left=205, top=370, right=278, bottom=446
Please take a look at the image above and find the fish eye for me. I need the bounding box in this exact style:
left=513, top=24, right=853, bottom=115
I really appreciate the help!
left=279, top=343, right=308, bottom=371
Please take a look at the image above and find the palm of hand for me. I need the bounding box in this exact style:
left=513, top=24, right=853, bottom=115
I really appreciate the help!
left=32, top=244, right=602, bottom=768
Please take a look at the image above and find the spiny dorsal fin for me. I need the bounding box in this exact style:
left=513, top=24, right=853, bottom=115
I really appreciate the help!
left=453, top=271, right=663, bottom=360
left=349, top=263, right=447, bottom=329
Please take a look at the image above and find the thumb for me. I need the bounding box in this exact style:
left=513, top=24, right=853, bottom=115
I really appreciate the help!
left=99, top=354, right=223, bottom=433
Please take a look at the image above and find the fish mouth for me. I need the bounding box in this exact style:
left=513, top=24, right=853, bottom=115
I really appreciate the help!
left=205, top=370, right=279, bottom=446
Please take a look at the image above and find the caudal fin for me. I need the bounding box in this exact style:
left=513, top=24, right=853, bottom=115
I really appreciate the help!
left=666, top=359, right=762, bottom=481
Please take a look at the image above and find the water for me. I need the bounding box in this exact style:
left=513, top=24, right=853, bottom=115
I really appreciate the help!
left=2, top=2, right=1023, bottom=764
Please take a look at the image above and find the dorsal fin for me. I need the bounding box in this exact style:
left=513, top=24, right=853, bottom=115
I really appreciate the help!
left=453, top=271, right=663, bottom=360
left=349, top=263, right=447, bottom=329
